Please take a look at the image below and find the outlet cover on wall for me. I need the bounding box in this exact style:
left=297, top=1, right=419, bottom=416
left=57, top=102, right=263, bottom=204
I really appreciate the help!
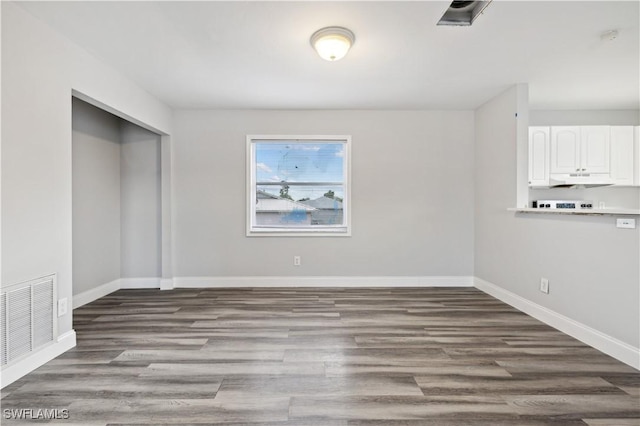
left=616, top=218, right=636, bottom=229
left=539, top=278, right=549, bottom=294
left=293, top=256, right=301, bottom=266
left=58, top=298, right=68, bottom=317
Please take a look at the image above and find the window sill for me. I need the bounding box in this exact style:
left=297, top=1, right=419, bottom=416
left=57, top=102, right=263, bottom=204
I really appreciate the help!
left=247, top=228, right=351, bottom=237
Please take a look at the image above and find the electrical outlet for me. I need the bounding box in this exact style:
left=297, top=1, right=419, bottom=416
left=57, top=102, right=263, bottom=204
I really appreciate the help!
left=293, top=256, right=301, bottom=266
left=539, top=278, right=549, bottom=294
left=616, top=218, right=636, bottom=229
left=57, top=298, right=68, bottom=317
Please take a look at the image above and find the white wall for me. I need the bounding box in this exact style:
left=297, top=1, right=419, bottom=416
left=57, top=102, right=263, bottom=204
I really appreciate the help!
left=120, top=122, right=162, bottom=278
left=475, top=87, right=640, bottom=356
left=2, top=1, right=171, bottom=326
left=1, top=1, right=172, bottom=382
left=72, top=98, right=122, bottom=296
left=173, top=110, right=475, bottom=279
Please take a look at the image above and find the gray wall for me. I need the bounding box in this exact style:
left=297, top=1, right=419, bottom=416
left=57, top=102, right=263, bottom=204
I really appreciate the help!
left=173, top=110, right=475, bottom=277
left=475, top=87, right=640, bottom=348
left=72, top=100, right=162, bottom=297
left=72, top=99, right=122, bottom=295
left=120, top=122, right=162, bottom=278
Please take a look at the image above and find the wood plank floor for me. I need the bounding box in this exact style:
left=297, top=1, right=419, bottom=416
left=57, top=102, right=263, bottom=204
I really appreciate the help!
left=2, top=287, right=639, bottom=425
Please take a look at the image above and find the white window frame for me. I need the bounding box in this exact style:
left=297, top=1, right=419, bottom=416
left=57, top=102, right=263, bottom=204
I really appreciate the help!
left=247, top=135, right=351, bottom=237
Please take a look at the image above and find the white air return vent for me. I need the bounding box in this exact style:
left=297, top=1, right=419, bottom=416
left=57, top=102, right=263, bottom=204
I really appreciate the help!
left=1, top=293, right=7, bottom=366
left=1, top=275, right=57, bottom=368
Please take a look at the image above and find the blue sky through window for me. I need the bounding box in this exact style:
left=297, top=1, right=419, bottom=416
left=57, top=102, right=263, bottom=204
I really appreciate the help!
left=255, top=142, right=345, bottom=201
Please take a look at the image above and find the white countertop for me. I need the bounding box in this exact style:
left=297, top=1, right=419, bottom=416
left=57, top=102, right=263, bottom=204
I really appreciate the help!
left=508, top=207, right=640, bottom=216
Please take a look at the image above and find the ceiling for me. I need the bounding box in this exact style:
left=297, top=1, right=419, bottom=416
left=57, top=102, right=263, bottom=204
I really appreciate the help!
left=15, top=1, right=640, bottom=111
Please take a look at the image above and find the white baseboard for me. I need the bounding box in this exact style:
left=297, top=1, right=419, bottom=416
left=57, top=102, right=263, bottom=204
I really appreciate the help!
left=73, top=278, right=162, bottom=308
left=160, top=278, right=174, bottom=291
left=474, top=277, right=640, bottom=370
left=173, top=276, right=474, bottom=288
left=73, top=279, right=121, bottom=309
left=73, top=278, right=162, bottom=310
left=120, top=277, right=161, bottom=289
left=1, top=330, right=76, bottom=388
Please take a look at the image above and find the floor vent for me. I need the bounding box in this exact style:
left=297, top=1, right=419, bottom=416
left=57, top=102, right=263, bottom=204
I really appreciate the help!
left=1, top=275, right=57, bottom=368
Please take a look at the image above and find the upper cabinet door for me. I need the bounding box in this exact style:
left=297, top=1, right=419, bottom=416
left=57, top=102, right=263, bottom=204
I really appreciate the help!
left=550, top=126, right=580, bottom=174
left=528, top=127, right=550, bottom=187
left=610, top=126, right=634, bottom=186
left=580, top=126, right=610, bottom=174
left=635, top=126, right=640, bottom=186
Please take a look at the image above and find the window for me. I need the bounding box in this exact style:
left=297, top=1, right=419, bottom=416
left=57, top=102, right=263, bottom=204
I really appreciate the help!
left=247, top=135, right=351, bottom=236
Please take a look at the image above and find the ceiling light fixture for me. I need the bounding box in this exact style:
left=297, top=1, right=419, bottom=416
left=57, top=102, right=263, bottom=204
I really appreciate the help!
left=310, top=26, right=355, bottom=61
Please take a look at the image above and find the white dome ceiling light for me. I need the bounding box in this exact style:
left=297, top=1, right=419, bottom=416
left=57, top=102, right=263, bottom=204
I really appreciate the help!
left=310, top=26, right=355, bottom=61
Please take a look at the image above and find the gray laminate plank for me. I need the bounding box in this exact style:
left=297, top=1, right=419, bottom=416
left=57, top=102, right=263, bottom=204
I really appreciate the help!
left=288, top=327, right=431, bottom=337
left=2, top=287, right=638, bottom=425
left=415, top=375, right=625, bottom=395
left=65, top=397, right=290, bottom=423
left=503, top=394, right=640, bottom=417
left=355, top=336, right=512, bottom=348
left=91, top=314, right=216, bottom=322
left=497, top=360, right=639, bottom=375
left=8, top=375, right=222, bottom=399
left=217, top=375, right=424, bottom=396
left=444, top=347, right=616, bottom=360
left=325, top=361, right=512, bottom=378
left=202, top=336, right=358, bottom=350
left=29, top=365, right=148, bottom=376
left=114, top=349, right=285, bottom=362
left=192, top=318, right=344, bottom=328
left=47, top=350, right=125, bottom=365
left=141, top=361, right=325, bottom=376
left=283, top=347, right=449, bottom=364
left=289, top=395, right=518, bottom=420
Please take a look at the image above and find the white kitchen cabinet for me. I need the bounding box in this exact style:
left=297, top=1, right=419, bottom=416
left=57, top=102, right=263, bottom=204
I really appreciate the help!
left=610, top=126, right=635, bottom=186
left=580, top=126, right=610, bottom=174
left=550, top=126, right=610, bottom=175
left=635, top=126, right=640, bottom=186
left=550, top=126, right=580, bottom=173
left=528, top=127, right=550, bottom=187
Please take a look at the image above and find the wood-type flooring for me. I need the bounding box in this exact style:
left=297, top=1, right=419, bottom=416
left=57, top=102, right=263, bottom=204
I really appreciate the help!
left=1, top=287, right=639, bottom=425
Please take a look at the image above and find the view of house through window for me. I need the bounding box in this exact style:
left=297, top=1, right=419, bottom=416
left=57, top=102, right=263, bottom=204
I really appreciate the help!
left=247, top=136, right=350, bottom=235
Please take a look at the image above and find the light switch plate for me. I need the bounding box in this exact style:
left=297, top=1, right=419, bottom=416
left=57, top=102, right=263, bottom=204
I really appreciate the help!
left=539, top=278, right=549, bottom=294
left=616, top=218, right=636, bottom=229
left=58, top=298, right=68, bottom=317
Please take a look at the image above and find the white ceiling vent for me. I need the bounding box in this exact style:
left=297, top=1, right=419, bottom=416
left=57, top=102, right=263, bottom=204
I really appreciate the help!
left=438, top=1, right=492, bottom=26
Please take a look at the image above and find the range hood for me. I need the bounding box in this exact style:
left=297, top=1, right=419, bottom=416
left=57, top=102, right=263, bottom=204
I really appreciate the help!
left=548, top=174, right=614, bottom=188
